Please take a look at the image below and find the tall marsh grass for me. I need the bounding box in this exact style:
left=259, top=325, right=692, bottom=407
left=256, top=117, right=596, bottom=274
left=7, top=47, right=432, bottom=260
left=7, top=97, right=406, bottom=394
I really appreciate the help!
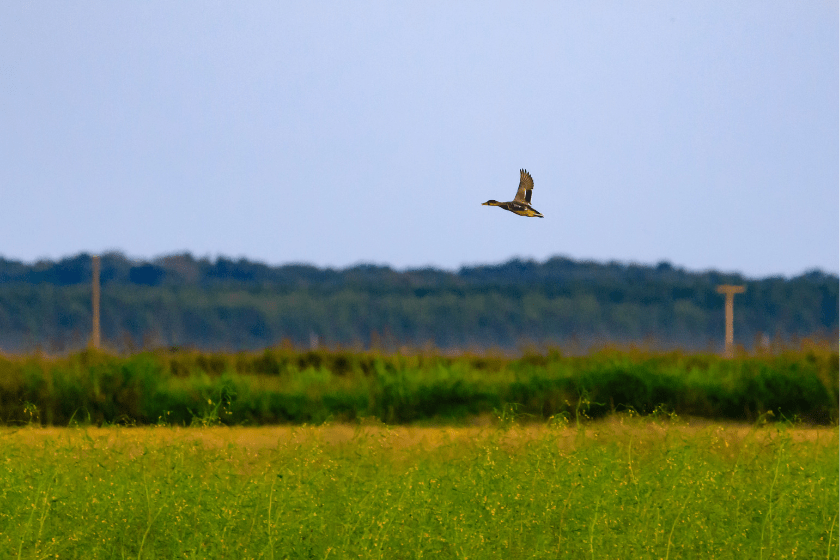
left=0, top=345, right=836, bottom=426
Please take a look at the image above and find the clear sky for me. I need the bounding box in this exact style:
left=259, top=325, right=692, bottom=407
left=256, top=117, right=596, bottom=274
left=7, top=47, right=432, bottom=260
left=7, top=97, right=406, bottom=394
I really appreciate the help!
left=1, top=2, right=837, bottom=277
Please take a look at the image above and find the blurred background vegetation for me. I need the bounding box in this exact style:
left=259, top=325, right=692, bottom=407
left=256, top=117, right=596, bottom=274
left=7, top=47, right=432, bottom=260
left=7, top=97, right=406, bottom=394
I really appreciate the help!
left=0, top=252, right=836, bottom=352
left=1, top=345, right=836, bottom=426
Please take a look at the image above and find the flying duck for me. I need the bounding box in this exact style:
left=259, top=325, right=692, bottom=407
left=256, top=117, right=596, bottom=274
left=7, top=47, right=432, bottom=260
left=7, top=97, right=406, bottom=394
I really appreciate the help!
left=482, top=169, right=544, bottom=218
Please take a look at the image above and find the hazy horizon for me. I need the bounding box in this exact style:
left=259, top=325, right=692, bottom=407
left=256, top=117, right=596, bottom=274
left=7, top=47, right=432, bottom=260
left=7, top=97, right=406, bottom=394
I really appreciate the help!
left=1, top=248, right=835, bottom=281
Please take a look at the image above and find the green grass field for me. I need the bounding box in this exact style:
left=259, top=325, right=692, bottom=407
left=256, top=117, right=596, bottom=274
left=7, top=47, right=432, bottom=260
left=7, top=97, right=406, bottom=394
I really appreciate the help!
left=2, top=417, right=837, bottom=559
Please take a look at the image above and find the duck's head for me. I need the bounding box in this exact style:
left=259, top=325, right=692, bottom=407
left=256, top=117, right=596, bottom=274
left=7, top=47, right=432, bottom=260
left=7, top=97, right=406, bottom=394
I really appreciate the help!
left=482, top=200, right=500, bottom=206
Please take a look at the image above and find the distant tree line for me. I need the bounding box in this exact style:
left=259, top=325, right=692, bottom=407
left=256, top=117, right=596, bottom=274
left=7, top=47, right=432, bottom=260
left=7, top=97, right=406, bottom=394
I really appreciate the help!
left=0, top=252, right=836, bottom=352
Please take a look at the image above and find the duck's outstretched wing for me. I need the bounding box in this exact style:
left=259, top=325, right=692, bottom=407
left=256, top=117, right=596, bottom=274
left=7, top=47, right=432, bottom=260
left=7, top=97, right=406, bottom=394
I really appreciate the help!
left=514, top=169, right=534, bottom=203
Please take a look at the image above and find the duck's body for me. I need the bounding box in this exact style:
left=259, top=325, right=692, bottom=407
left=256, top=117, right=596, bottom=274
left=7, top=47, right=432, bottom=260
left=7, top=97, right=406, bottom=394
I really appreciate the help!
left=482, top=169, right=544, bottom=218
left=482, top=200, right=544, bottom=217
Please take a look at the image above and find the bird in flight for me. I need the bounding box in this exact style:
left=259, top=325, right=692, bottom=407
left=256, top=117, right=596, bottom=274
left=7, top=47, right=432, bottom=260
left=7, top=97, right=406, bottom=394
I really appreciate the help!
left=481, top=169, right=544, bottom=218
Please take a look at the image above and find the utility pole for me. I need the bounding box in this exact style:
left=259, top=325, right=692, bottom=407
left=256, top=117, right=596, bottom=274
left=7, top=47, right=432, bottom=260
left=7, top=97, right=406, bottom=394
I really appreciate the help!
left=716, top=285, right=745, bottom=358
left=91, top=255, right=101, bottom=350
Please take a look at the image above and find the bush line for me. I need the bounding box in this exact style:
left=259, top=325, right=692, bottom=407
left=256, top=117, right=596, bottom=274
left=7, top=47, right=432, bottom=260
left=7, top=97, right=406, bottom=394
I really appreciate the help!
left=0, top=347, right=836, bottom=426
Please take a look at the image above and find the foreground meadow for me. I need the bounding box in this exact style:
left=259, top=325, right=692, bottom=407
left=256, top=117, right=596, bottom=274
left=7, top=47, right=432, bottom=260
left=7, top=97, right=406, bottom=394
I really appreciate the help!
left=1, top=418, right=837, bottom=559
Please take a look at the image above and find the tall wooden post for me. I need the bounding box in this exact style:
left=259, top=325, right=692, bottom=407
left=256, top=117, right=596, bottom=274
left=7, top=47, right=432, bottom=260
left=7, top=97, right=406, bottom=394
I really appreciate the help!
left=91, top=255, right=101, bottom=350
left=716, top=285, right=745, bottom=358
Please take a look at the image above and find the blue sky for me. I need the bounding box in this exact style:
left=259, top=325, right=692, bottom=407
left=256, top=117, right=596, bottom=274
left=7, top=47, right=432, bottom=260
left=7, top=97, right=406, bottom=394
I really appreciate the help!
left=1, top=2, right=837, bottom=277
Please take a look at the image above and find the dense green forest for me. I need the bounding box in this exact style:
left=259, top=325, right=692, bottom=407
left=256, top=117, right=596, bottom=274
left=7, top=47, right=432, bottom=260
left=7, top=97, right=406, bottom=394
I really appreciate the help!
left=0, top=252, right=836, bottom=352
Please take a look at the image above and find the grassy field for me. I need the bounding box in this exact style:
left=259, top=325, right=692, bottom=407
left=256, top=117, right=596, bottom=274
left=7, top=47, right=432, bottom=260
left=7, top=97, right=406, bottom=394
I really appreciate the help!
left=1, top=416, right=837, bottom=559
